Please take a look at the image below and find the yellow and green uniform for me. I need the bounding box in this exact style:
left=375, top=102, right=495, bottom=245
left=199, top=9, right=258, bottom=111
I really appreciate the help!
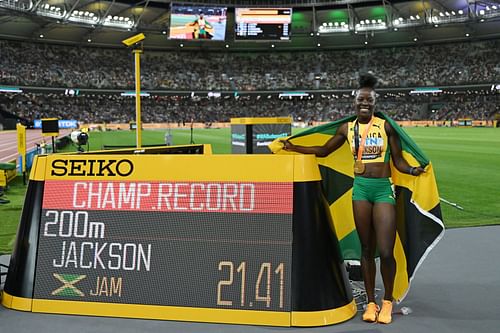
left=347, top=116, right=394, bottom=204
left=347, top=116, right=390, bottom=164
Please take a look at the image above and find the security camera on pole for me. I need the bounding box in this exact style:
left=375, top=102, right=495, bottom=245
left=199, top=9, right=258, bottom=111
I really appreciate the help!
left=122, top=33, right=146, bottom=148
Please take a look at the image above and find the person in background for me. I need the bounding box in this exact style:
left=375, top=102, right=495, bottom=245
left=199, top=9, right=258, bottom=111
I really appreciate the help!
left=189, top=12, right=213, bottom=39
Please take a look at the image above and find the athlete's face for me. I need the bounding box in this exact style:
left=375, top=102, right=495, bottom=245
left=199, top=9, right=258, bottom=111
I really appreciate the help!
left=354, top=88, right=376, bottom=120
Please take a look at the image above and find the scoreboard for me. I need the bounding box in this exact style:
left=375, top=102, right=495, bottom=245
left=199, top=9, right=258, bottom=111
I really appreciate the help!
left=2, top=148, right=356, bottom=326
left=36, top=178, right=292, bottom=311
left=235, top=8, right=292, bottom=41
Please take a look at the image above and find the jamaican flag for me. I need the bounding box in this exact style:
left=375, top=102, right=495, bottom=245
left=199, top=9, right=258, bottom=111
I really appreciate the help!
left=270, top=112, right=445, bottom=302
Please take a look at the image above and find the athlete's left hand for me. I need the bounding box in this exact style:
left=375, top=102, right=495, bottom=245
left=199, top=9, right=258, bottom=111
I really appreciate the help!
left=411, top=166, right=425, bottom=176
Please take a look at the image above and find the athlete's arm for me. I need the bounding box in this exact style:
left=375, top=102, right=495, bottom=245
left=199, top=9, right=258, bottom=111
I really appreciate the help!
left=282, top=123, right=348, bottom=158
left=386, top=122, right=424, bottom=176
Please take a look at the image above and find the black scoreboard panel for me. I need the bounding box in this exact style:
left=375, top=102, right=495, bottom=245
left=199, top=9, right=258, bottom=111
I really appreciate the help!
left=252, top=123, right=291, bottom=154
left=34, top=201, right=292, bottom=310
left=235, top=8, right=292, bottom=41
left=231, top=118, right=291, bottom=154
left=3, top=153, right=356, bottom=326
left=41, top=118, right=59, bottom=136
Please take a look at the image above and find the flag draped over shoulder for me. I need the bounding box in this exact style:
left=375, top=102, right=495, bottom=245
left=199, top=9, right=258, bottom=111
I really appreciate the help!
left=270, top=112, right=445, bottom=302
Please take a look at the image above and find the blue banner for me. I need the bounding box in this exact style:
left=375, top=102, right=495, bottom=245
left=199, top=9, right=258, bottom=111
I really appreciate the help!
left=33, top=119, right=78, bottom=129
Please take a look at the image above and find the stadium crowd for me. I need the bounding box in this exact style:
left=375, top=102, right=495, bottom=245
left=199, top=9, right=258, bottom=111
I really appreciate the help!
left=1, top=92, right=498, bottom=124
left=1, top=38, right=499, bottom=124
left=1, top=39, right=499, bottom=91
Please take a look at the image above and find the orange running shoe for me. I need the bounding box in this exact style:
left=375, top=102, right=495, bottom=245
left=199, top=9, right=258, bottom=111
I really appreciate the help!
left=377, top=300, right=393, bottom=324
left=362, top=302, right=379, bottom=322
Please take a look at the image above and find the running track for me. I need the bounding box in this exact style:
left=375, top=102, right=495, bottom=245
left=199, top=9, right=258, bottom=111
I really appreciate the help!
left=0, top=129, right=71, bottom=163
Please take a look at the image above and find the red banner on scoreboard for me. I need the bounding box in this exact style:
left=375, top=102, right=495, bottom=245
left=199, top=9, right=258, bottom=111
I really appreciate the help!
left=42, top=180, right=293, bottom=214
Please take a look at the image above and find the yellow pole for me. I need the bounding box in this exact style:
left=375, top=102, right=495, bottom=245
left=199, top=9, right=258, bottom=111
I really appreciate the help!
left=16, top=123, right=27, bottom=184
left=133, top=49, right=143, bottom=148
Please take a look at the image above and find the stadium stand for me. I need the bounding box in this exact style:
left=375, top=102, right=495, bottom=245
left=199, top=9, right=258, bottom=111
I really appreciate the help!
left=1, top=39, right=499, bottom=90
left=0, top=38, right=499, bottom=124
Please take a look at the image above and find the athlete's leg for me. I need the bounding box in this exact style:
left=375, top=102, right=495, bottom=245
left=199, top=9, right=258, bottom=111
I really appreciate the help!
left=372, top=202, right=397, bottom=301
left=353, top=200, right=377, bottom=302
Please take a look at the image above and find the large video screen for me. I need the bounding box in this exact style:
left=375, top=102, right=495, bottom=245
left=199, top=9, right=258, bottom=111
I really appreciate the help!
left=169, top=4, right=227, bottom=40
left=235, top=8, right=292, bottom=41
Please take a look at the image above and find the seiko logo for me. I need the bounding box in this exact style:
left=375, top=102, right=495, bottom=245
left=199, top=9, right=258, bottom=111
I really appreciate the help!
left=51, top=159, right=134, bottom=177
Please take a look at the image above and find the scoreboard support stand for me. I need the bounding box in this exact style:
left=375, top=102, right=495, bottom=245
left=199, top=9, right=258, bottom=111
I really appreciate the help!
left=2, top=145, right=356, bottom=327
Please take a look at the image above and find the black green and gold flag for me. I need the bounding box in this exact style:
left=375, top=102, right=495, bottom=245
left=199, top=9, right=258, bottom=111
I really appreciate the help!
left=270, top=112, right=445, bottom=302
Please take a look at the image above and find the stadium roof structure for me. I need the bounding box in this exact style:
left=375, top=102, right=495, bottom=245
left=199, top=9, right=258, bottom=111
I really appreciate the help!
left=0, top=0, right=499, bottom=50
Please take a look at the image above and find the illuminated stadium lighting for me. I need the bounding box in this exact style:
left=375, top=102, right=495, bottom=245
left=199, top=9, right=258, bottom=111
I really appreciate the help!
left=68, top=10, right=99, bottom=24
left=103, top=15, right=134, bottom=28
left=432, top=8, right=469, bottom=25
left=0, top=0, right=29, bottom=11
left=317, top=43, right=321, bottom=47
left=392, top=15, right=421, bottom=28
left=318, top=21, right=349, bottom=33
left=36, top=2, right=65, bottom=19
left=39, top=34, right=44, bottom=38
left=87, top=38, right=92, bottom=42
left=465, top=33, right=470, bottom=37
left=355, top=18, right=387, bottom=32
left=478, top=6, right=500, bottom=19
